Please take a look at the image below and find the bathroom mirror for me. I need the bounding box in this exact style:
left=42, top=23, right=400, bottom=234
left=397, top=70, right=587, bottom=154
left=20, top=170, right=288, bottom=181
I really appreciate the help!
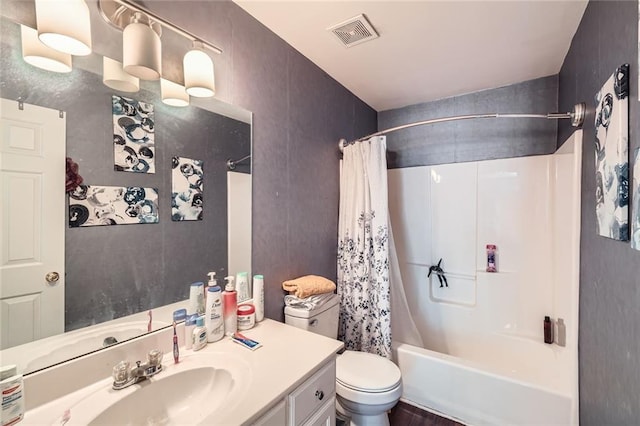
left=0, top=9, right=251, bottom=374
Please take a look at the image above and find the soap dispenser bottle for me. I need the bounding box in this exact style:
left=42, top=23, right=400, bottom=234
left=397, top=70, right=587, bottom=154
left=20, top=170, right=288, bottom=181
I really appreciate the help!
left=205, top=285, right=224, bottom=343
left=207, top=271, right=217, bottom=290
left=222, top=276, right=237, bottom=336
left=205, top=271, right=217, bottom=303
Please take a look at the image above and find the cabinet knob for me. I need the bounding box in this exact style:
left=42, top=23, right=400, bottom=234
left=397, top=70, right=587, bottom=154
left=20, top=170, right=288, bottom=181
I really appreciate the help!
left=315, top=390, right=324, bottom=401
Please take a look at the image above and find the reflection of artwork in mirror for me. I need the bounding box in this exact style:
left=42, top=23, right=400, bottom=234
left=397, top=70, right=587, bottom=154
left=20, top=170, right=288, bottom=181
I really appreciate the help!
left=172, top=156, right=204, bottom=221
left=594, top=64, right=629, bottom=241
left=632, top=148, right=640, bottom=250
left=0, top=14, right=251, bottom=374
left=69, top=185, right=159, bottom=227
left=113, top=95, right=155, bottom=174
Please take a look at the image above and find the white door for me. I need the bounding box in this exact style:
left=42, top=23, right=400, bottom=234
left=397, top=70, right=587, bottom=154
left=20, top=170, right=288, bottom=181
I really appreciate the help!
left=0, top=98, right=65, bottom=349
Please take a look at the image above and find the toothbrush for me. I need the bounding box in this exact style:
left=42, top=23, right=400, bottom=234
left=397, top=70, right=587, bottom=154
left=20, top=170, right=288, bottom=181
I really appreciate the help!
left=173, top=321, right=179, bottom=363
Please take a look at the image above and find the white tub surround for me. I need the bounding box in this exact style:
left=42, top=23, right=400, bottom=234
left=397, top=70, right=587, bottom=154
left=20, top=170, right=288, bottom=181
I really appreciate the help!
left=388, top=131, right=582, bottom=425
left=21, top=319, right=343, bottom=425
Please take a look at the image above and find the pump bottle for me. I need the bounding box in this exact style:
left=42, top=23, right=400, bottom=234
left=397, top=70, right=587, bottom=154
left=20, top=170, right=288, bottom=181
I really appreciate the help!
left=222, top=276, right=238, bottom=336
left=205, top=271, right=217, bottom=303
left=205, top=285, right=224, bottom=343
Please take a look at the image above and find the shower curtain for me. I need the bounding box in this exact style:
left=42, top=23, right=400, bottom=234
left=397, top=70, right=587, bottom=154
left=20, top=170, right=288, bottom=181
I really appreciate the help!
left=338, top=136, right=423, bottom=358
left=338, top=136, right=392, bottom=358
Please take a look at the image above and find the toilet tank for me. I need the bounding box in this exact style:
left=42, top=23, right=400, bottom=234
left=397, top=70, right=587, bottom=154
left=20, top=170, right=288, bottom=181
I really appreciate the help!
left=284, top=294, right=339, bottom=339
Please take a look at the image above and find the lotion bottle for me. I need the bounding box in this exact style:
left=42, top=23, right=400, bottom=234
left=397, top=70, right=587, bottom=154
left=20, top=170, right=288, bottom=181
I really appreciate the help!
left=223, top=276, right=238, bottom=336
left=205, top=285, right=224, bottom=342
left=236, top=272, right=250, bottom=302
left=184, top=314, right=197, bottom=350
left=192, top=316, right=207, bottom=351
left=189, top=282, right=205, bottom=315
left=253, top=274, right=264, bottom=322
left=205, top=272, right=217, bottom=301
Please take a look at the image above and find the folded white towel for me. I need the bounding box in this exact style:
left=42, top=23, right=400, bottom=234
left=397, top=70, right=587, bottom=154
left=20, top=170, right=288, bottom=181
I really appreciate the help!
left=284, top=293, right=336, bottom=310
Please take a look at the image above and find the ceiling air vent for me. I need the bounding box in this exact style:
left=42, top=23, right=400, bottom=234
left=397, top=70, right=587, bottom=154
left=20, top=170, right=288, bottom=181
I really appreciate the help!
left=327, top=14, right=379, bottom=48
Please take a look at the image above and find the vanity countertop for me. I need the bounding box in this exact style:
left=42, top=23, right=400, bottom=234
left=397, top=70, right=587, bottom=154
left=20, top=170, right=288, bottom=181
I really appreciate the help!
left=22, top=319, right=344, bottom=425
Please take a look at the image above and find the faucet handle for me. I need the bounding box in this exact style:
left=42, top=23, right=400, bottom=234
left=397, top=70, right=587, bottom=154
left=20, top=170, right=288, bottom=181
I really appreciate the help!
left=112, top=360, right=130, bottom=386
left=147, top=349, right=163, bottom=366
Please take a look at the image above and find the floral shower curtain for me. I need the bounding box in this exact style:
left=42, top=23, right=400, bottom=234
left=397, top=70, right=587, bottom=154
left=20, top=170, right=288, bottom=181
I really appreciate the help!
left=338, top=136, right=392, bottom=358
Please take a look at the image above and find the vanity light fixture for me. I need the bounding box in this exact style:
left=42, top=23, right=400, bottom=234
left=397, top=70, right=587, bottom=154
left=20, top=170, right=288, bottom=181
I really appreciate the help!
left=161, top=79, right=189, bottom=107
left=99, top=0, right=222, bottom=97
left=21, top=25, right=72, bottom=73
left=35, top=0, right=92, bottom=56
left=183, top=41, right=215, bottom=98
left=103, top=56, right=140, bottom=92
left=123, top=12, right=162, bottom=80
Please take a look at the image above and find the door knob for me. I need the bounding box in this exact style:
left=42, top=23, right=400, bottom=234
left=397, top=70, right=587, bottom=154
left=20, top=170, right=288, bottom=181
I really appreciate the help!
left=45, top=272, right=60, bottom=283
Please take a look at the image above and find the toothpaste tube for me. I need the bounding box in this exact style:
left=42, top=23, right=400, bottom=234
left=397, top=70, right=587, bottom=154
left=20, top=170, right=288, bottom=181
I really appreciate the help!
left=231, top=332, right=262, bottom=351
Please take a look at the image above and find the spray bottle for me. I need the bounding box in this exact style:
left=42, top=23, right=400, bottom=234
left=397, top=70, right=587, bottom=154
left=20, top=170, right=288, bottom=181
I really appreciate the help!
left=222, top=276, right=237, bottom=336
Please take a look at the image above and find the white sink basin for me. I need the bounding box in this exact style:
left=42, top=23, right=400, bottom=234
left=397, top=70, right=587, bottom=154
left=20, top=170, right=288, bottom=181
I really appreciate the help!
left=59, top=352, right=252, bottom=425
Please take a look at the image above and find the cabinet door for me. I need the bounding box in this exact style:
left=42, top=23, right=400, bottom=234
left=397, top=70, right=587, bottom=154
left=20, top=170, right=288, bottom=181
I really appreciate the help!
left=288, top=360, right=336, bottom=425
left=302, top=396, right=336, bottom=426
left=253, top=399, right=286, bottom=426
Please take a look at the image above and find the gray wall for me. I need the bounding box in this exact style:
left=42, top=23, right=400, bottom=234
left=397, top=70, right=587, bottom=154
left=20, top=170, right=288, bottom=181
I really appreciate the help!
left=1, top=20, right=250, bottom=330
left=136, top=1, right=377, bottom=322
left=378, top=75, right=559, bottom=167
left=557, top=1, right=640, bottom=423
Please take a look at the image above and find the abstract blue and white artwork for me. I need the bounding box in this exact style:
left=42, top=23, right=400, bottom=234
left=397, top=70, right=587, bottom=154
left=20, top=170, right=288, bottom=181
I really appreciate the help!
left=69, top=185, right=159, bottom=227
left=171, top=156, right=204, bottom=221
left=632, top=148, right=640, bottom=250
left=594, top=64, right=629, bottom=241
left=112, top=95, right=155, bottom=174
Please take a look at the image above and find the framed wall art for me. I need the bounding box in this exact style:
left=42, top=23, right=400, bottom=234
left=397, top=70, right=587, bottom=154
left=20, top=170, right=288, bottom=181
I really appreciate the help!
left=594, top=64, right=629, bottom=241
left=69, top=185, right=159, bottom=227
left=171, top=156, right=204, bottom=221
left=112, top=95, right=155, bottom=174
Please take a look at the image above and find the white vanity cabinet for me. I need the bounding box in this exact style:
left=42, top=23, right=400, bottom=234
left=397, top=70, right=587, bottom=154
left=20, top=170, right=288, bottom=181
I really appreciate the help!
left=22, top=320, right=344, bottom=426
left=253, top=400, right=287, bottom=426
left=253, top=357, right=337, bottom=426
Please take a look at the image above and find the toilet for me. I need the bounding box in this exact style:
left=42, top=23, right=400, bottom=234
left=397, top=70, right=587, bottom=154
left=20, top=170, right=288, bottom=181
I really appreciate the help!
left=285, top=294, right=402, bottom=426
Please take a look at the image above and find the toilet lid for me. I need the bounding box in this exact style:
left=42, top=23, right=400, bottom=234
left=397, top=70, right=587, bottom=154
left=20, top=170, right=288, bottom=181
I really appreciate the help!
left=336, top=351, right=401, bottom=392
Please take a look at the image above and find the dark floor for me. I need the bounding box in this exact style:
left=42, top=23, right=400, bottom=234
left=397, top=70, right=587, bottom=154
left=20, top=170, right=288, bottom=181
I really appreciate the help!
left=389, top=401, right=464, bottom=426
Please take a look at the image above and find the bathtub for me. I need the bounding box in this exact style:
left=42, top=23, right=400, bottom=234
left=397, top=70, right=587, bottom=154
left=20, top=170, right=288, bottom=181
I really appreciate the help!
left=394, top=336, right=576, bottom=425
left=388, top=132, right=582, bottom=425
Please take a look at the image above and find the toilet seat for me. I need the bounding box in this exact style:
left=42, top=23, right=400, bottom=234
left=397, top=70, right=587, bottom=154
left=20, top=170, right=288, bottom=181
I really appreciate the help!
left=336, top=350, right=402, bottom=392
left=335, top=350, right=402, bottom=406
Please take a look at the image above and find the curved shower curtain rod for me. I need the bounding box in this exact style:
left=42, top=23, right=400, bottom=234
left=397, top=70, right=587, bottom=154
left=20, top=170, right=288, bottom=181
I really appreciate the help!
left=338, top=102, right=586, bottom=151
left=227, top=154, right=251, bottom=171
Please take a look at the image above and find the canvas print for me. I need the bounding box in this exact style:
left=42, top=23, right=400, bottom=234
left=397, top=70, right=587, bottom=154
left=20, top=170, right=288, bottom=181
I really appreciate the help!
left=632, top=148, right=640, bottom=250
left=112, top=95, right=155, bottom=173
left=594, top=64, right=629, bottom=241
left=69, top=185, right=159, bottom=227
left=172, top=156, right=204, bottom=221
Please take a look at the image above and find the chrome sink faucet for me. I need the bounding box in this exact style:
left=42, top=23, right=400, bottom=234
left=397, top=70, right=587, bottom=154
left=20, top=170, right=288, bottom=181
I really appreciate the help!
left=112, top=349, right=163, bottom=390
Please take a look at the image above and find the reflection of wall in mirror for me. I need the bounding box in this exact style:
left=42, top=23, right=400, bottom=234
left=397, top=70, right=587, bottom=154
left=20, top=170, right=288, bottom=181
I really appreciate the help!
left=0, top=19, right=251, bottom=336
